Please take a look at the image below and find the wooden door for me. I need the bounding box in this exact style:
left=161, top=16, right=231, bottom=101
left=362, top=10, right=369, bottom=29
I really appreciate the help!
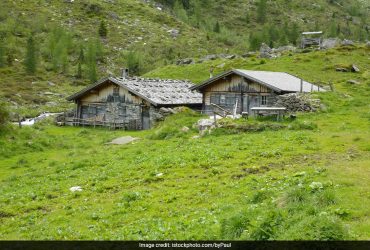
left=242, top=95, right=249, bottom=113
left=141, top=107, right=150, bottom=130
left=248, top=95, right=259, bottom=114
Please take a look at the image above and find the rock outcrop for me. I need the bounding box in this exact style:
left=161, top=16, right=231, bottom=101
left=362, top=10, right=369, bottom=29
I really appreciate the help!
left=321, top=38, right=341, bottom=49
left=341, top=39, right=355, bottom=46
left=176, top=58, right=194, bottom=65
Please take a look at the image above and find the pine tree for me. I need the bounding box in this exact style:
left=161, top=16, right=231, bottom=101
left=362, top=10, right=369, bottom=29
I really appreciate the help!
left=173, top=0, right=188, bottom=22
left=76, top=46, right=84, bottom=79
left=214, top=21, right=221, bottom=33
left=329, top=21, right=337, bottom=37
left=48, top=27, right=71, bottom=73
left=249, top=33, right=262, bottom=51
left=257, top=0, right=267, bottom=24
left=98, top=20, right=108, bottom=38
left=288, top=23, right=300, bottom=45
left=268, top=25, right=279, bottom=46
left=6, top=52, right=13, bottom=66
left=77, top=62, right=82, bottom=79
left=24, top=35, right=37, bottom=74
left=0, top=38, right=5, bottom=68
left=86, top=42, right=97, bottom=83
left=245, top=12, right=250, bottom=24
left=126, top=50, right=142, bottom=76
left=336, top=24, right=341, bottom=36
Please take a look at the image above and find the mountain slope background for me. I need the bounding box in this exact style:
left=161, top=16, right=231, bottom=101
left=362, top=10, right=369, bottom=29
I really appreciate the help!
left=0, top=0, right=368, bottom=116
left=155, top=0, right=369, bottom=49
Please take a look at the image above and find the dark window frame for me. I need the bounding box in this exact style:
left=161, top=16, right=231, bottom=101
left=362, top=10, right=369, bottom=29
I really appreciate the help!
left=261, top=96, right=267, bottom=106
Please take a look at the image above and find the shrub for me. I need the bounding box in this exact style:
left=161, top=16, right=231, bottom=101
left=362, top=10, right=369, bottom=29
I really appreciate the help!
left=0, top=101, right=9, bottom=134
left=122, top=192, right=141, bottom=205
left=148, top=107, right=203, bottom=140
left=285, top=187, right=308, bottom=203
left=220, top=212, right=250, bottom=239
left=281, top=215, right=349, bottom=240
left=251, top=189, right=272, bottom=203
left=315, top=189, right=337, bottom=206
left=250, top=210, right=283, bottom=240
left=288, top=120, right=318, bottom=130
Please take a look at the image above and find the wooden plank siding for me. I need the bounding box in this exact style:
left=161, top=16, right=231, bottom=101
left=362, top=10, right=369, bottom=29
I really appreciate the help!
left=75, top=81, right=147, bottom=130
left=79, top=81, right=143, bottom=105
left=202, top=74, right=277, bottom=114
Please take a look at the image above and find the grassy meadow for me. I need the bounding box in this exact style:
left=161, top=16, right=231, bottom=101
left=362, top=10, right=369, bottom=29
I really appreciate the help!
left=0, top=45, right=369, bottom=240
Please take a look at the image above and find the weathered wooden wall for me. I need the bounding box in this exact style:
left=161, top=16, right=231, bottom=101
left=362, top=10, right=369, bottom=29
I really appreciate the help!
left=76, top=81, right=146, bottom=130
left=202, top=74, right=277, bottom=114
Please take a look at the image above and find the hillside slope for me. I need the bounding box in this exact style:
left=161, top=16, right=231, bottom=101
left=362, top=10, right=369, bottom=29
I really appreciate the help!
left=0, top=47, right=369, bottom=240
left=156, top=0, right=369, bottom=49
left=0, top=0, right=223, bottom=116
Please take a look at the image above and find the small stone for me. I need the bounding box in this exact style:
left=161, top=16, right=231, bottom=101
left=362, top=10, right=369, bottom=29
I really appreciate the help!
left=225, top=54, right=236, bottom=60
left=351, top=64, right=360, bottom=72
left=176, top=58, right=194, bottom=65
left=167, top=29, right=179, bottom=38
left=241, top=52, right=256, bottom=58
left=341, top=39, right=354, bottom=46
left=336, top=68, right=349, bottom=72
left=106, top=136, right=138, bottom=145
left=70, top=186, right=82, bottom=192
left=347, top=79, right=360, bottom=85
left=197, top=119, right=215, bottom=132
left=201, top=54, right=218, bottom=61
left=181, top=126, right=190, bottom=132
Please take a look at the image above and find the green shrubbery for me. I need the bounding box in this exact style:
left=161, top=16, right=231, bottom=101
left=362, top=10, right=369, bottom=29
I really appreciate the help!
left=220, top=171, right=350, bottom=240
left=0, top=101, right=9, bottom=134
left=212, top=117, right=317, bottom=136
left=148, top=107, right=203, bottom=140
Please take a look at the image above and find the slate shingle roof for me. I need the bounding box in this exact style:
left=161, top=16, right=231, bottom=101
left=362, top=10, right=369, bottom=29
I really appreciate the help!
left=67, top=76, right=202, bottom=106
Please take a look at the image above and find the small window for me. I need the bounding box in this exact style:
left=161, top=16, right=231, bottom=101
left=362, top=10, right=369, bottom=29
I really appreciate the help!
left=226, top=96, right=236, bottom=105
left=220, top=95, right=226, bottom=104
left=210, top=94, right=220, bottom=105
left=261, top=96, right=267, bottom=106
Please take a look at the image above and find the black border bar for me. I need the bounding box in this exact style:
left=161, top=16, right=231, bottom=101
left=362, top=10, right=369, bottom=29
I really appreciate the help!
left=0, top=241, right=369, bottom=250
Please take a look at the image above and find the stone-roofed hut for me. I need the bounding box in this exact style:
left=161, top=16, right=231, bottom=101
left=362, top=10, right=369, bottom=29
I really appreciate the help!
left=66, top=75, right=202, bottom=130
left=191, top=69, right=325, bottom=115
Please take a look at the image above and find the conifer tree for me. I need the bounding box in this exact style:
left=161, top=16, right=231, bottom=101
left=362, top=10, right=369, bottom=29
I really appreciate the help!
left=173, top=0, right=188, bottom=22
left=214, top=21, right=221, bottom=33
left=86, top=42, right=97, bottom=83
left=0, top=38, right=5, bottom=68
left=257, top=0, right=267, bottom=24
left=98, top=20, right=108, bottom=38
left=288, top=23, right=300, bottom=45
left=76, top=46, right=84, bottom=79
left=48, top=26, right=71, bottom=73
left=126, top=50, right=142, bottom=76
left=24, top=35, right=37, bottom=74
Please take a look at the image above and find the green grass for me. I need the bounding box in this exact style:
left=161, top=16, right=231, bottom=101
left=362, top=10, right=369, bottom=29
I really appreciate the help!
left=146, top=45, right=370, bottom=85
left=0, top=44, right=369, bottom=240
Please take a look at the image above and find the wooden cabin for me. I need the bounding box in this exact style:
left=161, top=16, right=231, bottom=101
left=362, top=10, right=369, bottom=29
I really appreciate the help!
left=66, top=75, right=202, bottom=130
left=301, top=31, right=323, bottom=49
left=191, top=69, right=324, bottom=115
